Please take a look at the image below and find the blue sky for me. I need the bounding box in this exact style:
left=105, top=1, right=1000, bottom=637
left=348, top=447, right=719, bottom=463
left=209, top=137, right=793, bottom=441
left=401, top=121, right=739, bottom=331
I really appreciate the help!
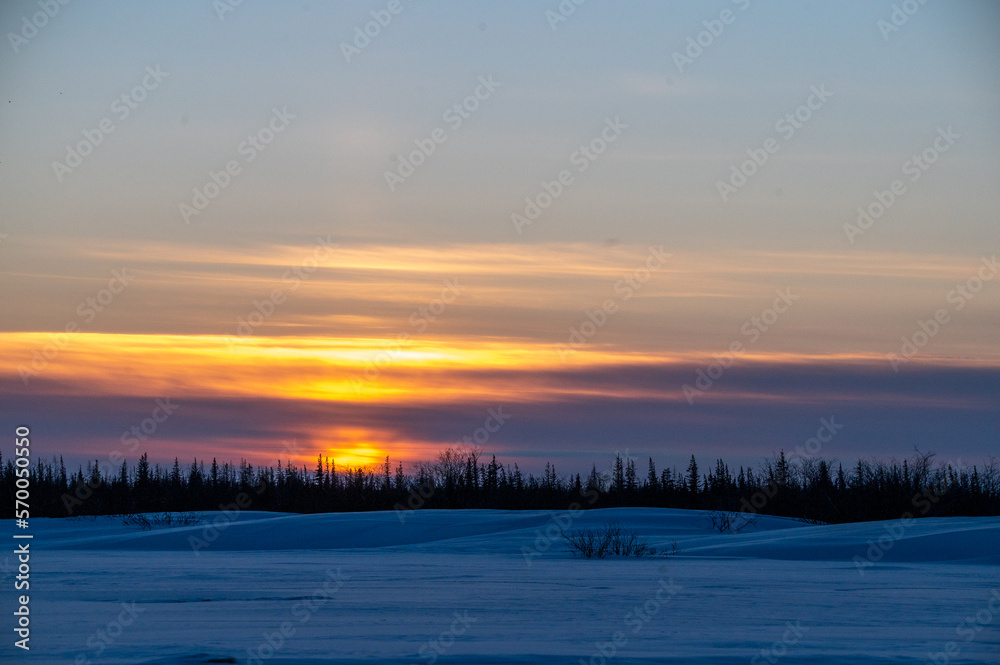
left=3, top=0, right=997, bottom=250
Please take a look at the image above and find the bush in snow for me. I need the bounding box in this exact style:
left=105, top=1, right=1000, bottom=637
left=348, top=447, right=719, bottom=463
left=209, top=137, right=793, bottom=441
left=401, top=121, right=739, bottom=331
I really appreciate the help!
left=706, top=508, right=759, bottom=534
left=563, top=521, right=656, bottom=558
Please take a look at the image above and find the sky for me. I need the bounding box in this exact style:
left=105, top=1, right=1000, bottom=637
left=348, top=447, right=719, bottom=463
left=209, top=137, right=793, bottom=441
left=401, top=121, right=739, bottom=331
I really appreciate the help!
left=1, top=0, right=998, bottom=476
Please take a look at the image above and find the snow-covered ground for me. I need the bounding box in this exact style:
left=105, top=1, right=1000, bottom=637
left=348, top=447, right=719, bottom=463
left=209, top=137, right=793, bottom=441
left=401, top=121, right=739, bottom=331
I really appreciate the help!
left=3, top=508, right=998, bottom=664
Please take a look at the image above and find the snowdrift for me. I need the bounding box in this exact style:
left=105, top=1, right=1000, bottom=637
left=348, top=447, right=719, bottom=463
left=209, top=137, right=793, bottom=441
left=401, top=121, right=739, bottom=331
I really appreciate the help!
left=28, top=507, right=1000, bottom=564
left=4, top=508, right=998, bottom=664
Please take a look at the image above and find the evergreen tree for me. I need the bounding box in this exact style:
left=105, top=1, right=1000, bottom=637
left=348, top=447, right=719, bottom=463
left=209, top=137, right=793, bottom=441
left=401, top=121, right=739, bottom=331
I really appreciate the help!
left=586, top=465, right=602, bottom=493
left=660, top=467, right=673, bottom=492
left=395, top=461, right=406, bottom=493
left=625, top=458, right=637, bottom=494
left=775, top=451, right=790, bottom=488
left=646, top=458, right=658, bottom=491
left=687, top=455, right=700, bottom=494
left=612, top=455, right=625, bottom=495
left=3, top=447, right=997, bottom=522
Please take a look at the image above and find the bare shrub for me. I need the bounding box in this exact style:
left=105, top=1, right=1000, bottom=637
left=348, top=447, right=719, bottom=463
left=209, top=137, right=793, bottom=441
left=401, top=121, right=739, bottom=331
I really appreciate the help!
left=706, top=509, right=759, bottom=534
left=564, top=521, right=656, bottom=559
left=175, top=511, right=201, bottom=526
left=564, top=529, right=600, bottom=558
left=119, top=512, right=152, bottom=530
left=119, top=511, right=200, bottom=530
left=797, top=516, right=828, bottom=526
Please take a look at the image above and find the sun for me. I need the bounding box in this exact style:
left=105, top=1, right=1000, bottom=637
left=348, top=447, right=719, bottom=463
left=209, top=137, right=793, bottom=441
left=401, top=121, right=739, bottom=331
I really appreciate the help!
left=307, top=426, right=417, bottom=469
left=326, top=446, right=386, bottom=470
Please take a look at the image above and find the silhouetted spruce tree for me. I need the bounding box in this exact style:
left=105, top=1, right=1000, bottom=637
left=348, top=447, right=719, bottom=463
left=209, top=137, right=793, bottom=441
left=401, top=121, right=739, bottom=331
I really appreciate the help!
left=612, top=455, right=625, bottom=498
left=686, top=455, right=700, bottom=496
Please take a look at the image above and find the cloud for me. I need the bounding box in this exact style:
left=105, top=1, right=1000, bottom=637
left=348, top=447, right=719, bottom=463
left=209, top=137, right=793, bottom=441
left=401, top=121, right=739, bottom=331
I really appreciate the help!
left=5, top=350, right=997, bottom=473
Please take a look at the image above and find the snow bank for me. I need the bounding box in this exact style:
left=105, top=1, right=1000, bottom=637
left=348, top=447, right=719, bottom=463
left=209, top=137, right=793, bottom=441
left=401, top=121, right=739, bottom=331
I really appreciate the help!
left=28, top=508, right=1000, bottom=565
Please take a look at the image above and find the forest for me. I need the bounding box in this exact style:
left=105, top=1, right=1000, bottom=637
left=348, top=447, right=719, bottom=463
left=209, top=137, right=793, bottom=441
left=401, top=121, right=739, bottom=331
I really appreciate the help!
left=3, top=447, right=998, bottom=524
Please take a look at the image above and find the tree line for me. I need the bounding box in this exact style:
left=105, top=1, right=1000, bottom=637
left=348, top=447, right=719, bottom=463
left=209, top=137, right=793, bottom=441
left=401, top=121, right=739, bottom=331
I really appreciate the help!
left=2, top=447, right=997, bottom=523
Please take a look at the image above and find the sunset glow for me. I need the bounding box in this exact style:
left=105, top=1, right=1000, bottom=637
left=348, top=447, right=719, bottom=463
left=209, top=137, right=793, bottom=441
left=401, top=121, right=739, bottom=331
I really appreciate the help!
left=2, top=1, right=997, bottom=474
